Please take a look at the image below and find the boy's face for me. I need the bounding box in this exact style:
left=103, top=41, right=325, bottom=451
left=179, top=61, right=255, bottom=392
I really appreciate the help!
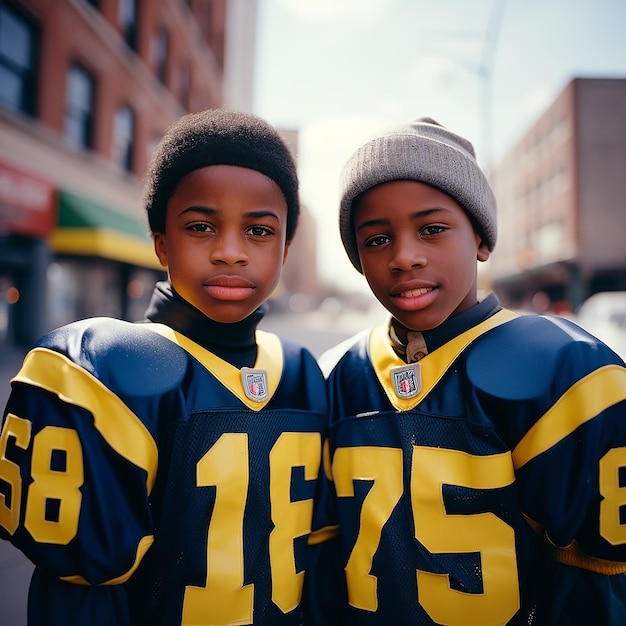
left=353, top=179, right=490, bottom=331
left=154, top=164, right=290, bottom=324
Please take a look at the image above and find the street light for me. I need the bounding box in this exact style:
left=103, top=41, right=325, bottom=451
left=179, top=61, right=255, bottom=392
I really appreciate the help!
left=421, top=0, right=506, bottom=174
left=479, top=0, right=507, bottom=175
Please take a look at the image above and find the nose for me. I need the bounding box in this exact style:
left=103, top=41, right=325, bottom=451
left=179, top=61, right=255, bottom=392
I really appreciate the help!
left=209, top=231, right=248, bottom=265
left=389, top=233, right=427, bottom=272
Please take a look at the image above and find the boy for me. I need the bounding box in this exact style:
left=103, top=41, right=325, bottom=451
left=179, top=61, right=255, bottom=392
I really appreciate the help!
left=0, top=109, right=332, bottom=625
left=319, top=117, right=626, bottom=624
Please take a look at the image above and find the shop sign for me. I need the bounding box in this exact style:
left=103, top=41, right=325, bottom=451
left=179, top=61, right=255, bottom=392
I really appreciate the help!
left=0, top=160, right=55, bottom=238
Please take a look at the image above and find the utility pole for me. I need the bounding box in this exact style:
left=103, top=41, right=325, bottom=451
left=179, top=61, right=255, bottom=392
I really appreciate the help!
left=479, top=0, right=507, bottom=176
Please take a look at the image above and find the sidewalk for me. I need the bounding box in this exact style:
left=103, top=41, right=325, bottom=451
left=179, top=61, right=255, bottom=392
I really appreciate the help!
left=0, top=344, right=31, bottom=626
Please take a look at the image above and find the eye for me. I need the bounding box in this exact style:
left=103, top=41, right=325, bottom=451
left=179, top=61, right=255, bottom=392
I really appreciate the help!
left=421, top=224, right=447, bottom=237
left=186, top=222, right=214, bottom=233
left=247, top=225, right=274, bottom=237
left=364, top=234, right=390, bottom=247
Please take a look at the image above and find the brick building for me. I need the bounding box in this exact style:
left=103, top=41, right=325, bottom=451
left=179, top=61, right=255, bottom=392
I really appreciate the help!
left=0, top=0, right=234, bottom=349
left=489, top=77, right=626, bottom=313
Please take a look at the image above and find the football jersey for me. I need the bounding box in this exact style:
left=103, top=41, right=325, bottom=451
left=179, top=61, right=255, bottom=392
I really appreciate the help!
left=319, top=309, right=626, bottom=625
left=0, top=316, right=330, bottom=625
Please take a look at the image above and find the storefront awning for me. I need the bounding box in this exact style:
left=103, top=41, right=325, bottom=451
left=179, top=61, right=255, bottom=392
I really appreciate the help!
left=50, top=190, right=162, bottom=270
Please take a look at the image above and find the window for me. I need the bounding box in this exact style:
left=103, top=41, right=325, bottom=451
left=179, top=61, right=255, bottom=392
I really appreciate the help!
left=113, top=106, right=135, bottom=172
left=151, top=29, right=168, bottom=84
left=0, top=4, right=38, bottom=115
left=118, top=0, right=138, bottom=50
left=64, top=64, right=95, bottom=149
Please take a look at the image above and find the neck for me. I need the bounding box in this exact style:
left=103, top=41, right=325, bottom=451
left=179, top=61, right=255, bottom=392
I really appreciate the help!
left=144, top=280, right=266, bottom=368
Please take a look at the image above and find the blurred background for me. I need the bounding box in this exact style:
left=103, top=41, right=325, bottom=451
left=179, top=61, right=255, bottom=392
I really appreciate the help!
left=0, top=0, right=625, bottom=622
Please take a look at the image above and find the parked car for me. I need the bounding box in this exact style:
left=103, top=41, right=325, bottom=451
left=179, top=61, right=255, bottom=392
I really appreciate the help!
left=575, top=291, right=626, bottom=361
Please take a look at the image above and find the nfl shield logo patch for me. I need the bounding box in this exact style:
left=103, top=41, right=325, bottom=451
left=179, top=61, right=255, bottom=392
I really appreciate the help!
left=390, top=363, right=421, bottom=399
left=241, top=367, right=269, bottom=402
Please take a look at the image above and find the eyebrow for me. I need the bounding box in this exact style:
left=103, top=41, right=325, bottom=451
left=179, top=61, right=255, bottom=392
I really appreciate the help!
left=177, top=205, right=281, bottom=221
left=355, top=207, right=451, bottom=232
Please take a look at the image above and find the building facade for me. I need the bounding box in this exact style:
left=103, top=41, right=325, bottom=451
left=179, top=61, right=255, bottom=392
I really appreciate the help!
left=489, top=77, right=626, bottom=313
left=0, top=0, right=228, bottom=349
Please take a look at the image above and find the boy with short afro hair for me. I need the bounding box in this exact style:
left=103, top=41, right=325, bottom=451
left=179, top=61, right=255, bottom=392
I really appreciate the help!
left=0, top=109, right=332, bottom=625
left=319, top=116, right=626, bottom=625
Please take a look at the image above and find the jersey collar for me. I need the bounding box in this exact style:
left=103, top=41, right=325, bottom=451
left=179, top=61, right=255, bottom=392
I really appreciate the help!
left=145, top=324, right=283, bottom=411
left=369, top=309, right=519, bottom=411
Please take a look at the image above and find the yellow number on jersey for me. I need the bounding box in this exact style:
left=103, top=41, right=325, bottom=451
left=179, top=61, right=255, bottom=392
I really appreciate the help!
left=183, top=431, right=322, bottom=624
left=270, top=431, right=321, bottom=612
left=333, top=444, right=521, bottom=625
left=412, top=446, right=519, bottom=625
left=0, top=414, right=83, bottom=544
left=599, top=446, right=626, bottom=545
left=332, top=446, right=403, bottom=611
left=183, top=433, right=254, bottom=625
left=0, top=414, right=31, bottom=534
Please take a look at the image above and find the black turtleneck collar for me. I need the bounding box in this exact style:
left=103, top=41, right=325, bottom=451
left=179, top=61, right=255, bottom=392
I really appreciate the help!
left=422, top=292, right=501, bottom=351
left=143, top=280, right=266, bottom=369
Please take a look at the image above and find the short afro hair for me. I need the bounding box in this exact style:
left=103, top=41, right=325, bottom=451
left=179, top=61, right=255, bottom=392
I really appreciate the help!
left=144, top=109, right=300, bottom=241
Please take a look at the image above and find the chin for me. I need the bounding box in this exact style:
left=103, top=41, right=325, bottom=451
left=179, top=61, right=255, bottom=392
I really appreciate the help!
left=394, top=311, right=445, bottom=332
left=207, top=307, right=257, bottom=324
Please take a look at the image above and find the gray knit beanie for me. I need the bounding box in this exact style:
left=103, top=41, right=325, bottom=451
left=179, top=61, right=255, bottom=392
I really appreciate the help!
left=339, top=117, right=497, bottom=273
left=144, top=108, right=300, bottom=240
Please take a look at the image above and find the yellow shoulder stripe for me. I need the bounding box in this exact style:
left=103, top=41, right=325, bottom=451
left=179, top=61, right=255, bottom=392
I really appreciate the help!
left=143, top=324, right=283, bottom=411
left=370, top=309, right=519, bottom=411
left=512, top=365, right=626, bottom=468
left=12, top=348, right=158, bottom=492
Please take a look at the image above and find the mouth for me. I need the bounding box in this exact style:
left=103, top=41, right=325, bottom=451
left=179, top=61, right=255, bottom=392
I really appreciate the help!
left=390, top=284, right=438, bottom=311
left=397, top=286, right=435, bottom=298
left=204, top=276, right=255, bottom=301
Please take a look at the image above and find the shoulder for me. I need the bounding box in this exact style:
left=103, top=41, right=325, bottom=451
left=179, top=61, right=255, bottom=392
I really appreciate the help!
left=466, top=314, right=621, bottom=400
left=36, top=317, right=188, bottom=395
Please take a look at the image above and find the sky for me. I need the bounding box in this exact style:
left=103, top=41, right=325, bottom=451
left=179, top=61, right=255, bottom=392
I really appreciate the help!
left=253, top=0, right=626, bottom=294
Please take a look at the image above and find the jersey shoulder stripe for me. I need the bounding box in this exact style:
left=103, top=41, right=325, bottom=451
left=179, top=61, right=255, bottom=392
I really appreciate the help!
left=11, top=346, right=158, bottom=491
left=513, top=364, right=626, bottom=468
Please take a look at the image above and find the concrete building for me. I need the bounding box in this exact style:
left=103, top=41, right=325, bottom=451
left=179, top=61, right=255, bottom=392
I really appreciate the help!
left=489, top=77, right=626, bottom=313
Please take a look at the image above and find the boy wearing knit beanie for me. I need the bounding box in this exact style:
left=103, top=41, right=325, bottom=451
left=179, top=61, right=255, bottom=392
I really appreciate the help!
left=1, top=109, right=333, bottom=625
left=318, top=117, right=626, bottom=624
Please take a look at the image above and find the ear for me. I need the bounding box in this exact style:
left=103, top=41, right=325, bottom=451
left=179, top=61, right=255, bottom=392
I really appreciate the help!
left=153, top=232, right=168, bottom=268
left=474, top=231, right=491, bottom=262
left=477, top=239, right=491, bottom=263
left=282, top=240, right=291, bottom=264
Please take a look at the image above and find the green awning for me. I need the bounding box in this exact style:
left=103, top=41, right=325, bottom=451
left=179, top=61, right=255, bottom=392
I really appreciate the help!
left=51, top=190, right=162, bottom=270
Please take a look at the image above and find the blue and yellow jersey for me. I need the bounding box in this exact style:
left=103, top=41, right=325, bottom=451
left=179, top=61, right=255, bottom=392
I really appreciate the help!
left=319, top=310, right=626, bottom=625
left=0, top=317, right=330, bottom=625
